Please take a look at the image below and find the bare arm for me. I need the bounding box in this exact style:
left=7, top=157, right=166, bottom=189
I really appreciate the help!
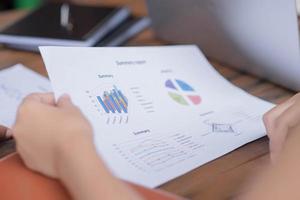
left=57, top=131, right=142, bottom=200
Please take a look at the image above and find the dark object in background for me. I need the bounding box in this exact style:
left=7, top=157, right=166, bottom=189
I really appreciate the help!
left=0, top=139, right=15, bottom=158
left=0, top=0, right=44, bottom=10
left=97, top=16, right=151, bottom=47
left=0, top=0, right=14, bottom=10
left=0, top=3, right=130, bottom=51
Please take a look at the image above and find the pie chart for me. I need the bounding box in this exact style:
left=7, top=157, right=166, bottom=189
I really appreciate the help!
left=165, top=79, right=202, bottom=106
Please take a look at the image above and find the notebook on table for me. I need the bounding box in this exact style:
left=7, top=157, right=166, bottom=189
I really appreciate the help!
left=97, top=16, right=151, bottom=46
left=0, top=3, right=130, bottom=51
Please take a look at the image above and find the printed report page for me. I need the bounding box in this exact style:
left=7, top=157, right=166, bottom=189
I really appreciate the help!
left=40, top=45, right=274, bottom=188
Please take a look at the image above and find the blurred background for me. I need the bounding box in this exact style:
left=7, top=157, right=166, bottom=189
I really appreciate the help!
left=1, top=0, right=299, bottom=15
left=0, top=0, right=136, bottom=10
left=0, top=0, right=58, bottom=10
left=0, top=0, right=44, bottom=10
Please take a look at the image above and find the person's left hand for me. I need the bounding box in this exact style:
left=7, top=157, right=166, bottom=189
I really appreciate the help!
left=12, top=92, right=94, bottom=179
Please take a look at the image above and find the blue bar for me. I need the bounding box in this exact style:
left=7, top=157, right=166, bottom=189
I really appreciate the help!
left=109, top=93, right=121, bottom=113
left=113, top=89, right=127, bottom=113
left=117, top=96, right=127, bottom=113
left=105, top=99, right=115, bottom=113
left=117, top=89, right=128, bottom=106
left=113, top=90, right=126, bottom=113
left=120, top=102, right=128, bottom=113
left=104, top=93, right=115, bottom=113
left=112, top=89, right=120, bottom=102
left=97, top=96, right=109, bottom=113
left=114, top=85, right=128, bottom=106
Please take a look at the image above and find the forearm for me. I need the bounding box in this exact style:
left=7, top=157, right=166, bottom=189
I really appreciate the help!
left=57, top=138, right=143, bottom=200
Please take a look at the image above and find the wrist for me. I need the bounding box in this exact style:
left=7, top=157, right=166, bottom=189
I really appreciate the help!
left=55, top=133, right=96, bottom=179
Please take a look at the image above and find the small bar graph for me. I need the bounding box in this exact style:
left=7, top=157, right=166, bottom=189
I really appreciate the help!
left=96, top=85, right=128, bottom=114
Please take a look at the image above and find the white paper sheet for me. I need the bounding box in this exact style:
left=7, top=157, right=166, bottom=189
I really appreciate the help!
left=0, top=64, right=51, bottom=127
left=40, top=45, right=274, bottom=188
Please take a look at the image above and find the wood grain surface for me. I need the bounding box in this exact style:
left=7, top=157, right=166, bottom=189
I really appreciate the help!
left=0, top=1, right=296, bottom=199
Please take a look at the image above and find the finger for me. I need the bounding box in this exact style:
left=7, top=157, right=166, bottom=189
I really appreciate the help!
left=13, top=94, right=55, bottom=130
left=23, top=92, right=56, bottom=106
left=57, top=94, right=74, bottom=108
left=264, top=97, right=295, bottom=135
left=270, top=101, right=300, bottom=161
left=270, top=133, right=287, bottom=162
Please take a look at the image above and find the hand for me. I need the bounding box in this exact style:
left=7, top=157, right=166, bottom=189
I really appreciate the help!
left=13, top=93, right=142, bottom=200
left=263, top=93, right=300, bottom=162
left=12, top=93, right=94, bottom=178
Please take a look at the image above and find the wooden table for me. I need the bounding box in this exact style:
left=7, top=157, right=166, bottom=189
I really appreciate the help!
left=0, top=1, right=296, bottom=199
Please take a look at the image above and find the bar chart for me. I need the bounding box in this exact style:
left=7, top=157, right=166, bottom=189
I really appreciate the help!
left=96, top=85, right=128, bottom=114
left=86, top=85, right=129, bottom=125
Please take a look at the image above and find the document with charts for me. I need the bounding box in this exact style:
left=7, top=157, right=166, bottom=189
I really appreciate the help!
left=40, top=45, right=274, bottom=188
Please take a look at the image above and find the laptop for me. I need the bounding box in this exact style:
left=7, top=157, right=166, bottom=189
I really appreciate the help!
left=146, top=0, right=300, bottom=91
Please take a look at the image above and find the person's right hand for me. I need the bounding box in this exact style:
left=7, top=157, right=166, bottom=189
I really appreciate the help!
left=12, top=93, right=94, bottom=178
left=263, top=93, right=300, bottom=162
left=243, top=94, right=300, bottom=199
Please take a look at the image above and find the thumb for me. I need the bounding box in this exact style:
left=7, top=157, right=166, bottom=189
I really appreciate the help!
left=57, top=94, right=74, bottom=108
